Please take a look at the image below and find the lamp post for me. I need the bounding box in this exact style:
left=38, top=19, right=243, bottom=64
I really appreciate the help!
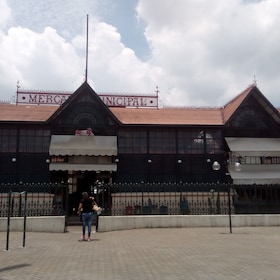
left=212, top=160, right=232, bottom=234
left=177, top=159, right=182, bottom=183
left=147, top=159, right=152, bottom=183
left=11, top=157, right=17, bottom=184
left=213, top=160, right=242, bottom=233
left=114, top=158, right=119, bottom=183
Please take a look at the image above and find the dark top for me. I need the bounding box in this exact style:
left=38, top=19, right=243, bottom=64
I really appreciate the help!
left=80, top=198, right=93, bottom=213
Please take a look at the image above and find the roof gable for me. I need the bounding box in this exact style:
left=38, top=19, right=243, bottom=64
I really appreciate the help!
left=48, top=82, right=120, bottom=131
left=224, top=85, right=280, bottom=128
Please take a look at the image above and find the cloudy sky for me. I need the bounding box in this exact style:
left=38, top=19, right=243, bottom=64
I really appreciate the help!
left=1, top=0, right=280, bottom=107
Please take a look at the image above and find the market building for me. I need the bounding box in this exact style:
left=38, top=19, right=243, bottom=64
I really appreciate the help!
left=1, top=81, right=280, bottom=216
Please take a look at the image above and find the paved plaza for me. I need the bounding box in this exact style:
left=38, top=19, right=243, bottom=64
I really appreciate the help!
left=0, top=226, right=280, bottom=280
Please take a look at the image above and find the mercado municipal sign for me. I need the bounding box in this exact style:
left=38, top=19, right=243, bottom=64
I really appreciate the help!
left=16, top=90, right=158, bottom=108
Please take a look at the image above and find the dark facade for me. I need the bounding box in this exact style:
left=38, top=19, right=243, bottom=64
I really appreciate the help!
left=1, top=82, right=280, bottom=214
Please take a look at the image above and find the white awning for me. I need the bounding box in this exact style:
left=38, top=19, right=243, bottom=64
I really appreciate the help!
left=49, top=163, right=117, bottom=172
left=49, top=135, right=117, bottom=156
left=225, top=137, right=280, bottom=156
left=228, top=164, right=280, bottom=184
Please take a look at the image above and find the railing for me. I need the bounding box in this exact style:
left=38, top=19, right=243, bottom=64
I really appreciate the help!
left=105, top=183, right=280, bottom=216
left=1, top=183, right=280, bottom=218
left=234, top=185, right=280, bottom=214
left=108, top=183, right=231, bottom=216
left=0, top=183, right=67, bottom=217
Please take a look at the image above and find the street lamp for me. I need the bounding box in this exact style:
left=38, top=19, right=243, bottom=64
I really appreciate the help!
left=11, top=157, right=17, bottom=184
left=234, top=162, right=241, bottom=172
left=177, top=159, right=182, bottom=183
left=147, top=159, right=152, bottom=182
left=212, top=161, right=220, bottom=171
left=212, top=160, right=233, bottom=234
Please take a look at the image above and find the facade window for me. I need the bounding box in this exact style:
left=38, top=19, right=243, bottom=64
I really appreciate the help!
left=262, top=157, right=280, bottom=164
left=178, top=129, right=222, bottom=154
left=205, top=130, right=223, bottom=154
left=118, top=129, right=147, bottom=154
left=19, top=129, right=50, bottom=153
left=149, top=129, right=176, bottom=154
left=229, top=156, right=280, bottom=165
left=178, top=129, right=203, bottom=154
left=0, top=128, right=17, bottom=152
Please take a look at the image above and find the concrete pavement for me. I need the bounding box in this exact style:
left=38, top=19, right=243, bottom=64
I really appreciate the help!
left=1, top=226, right=280, bottom=279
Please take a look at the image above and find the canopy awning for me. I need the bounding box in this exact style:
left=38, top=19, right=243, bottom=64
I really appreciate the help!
left=49, top=163, right=117, bottom=172
left=225, top=137, right=280, bottom=156
left=228, top=164, right=280, bottom=184
left=49, top=135, right=117, bottom=156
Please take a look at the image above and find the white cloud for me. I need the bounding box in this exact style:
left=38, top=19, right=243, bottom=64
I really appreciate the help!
left=1, top=0, right=280, bottom=108
left=0, top=26, right=84, bottom=94
left=137, top=0, right=280, bottom=106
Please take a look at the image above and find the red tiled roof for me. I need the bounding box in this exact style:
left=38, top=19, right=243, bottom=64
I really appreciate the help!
left=110, top=107, right=224, bottom=125
left=0, top=104, right=58, bottom=122
left=0, top=85, right=258, bottom=125
left=0, top=103, right=224, bottom=125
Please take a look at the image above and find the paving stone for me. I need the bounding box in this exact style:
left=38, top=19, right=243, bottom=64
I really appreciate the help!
left=0, top=226, right=280, bottom=279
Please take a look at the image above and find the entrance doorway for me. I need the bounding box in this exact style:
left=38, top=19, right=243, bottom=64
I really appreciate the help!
left=68, top=171, right=112, bottom=216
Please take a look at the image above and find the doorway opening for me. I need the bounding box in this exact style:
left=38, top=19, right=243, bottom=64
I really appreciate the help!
left=68, top=171, right=112, bottom=216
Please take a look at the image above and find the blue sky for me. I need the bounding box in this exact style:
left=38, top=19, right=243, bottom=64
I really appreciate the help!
left=1, top=0, right=280, bottom=107
left=6, top=0, right=149, bottom=58
left=99, top=0, right=149, bottom=59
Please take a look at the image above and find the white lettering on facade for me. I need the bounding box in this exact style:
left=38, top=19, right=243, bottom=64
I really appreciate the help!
left=17, top=92, right=158, bottom=107
left=17, top=93, right=71, bottom=105
left=99, top=96, right=155, bottom=107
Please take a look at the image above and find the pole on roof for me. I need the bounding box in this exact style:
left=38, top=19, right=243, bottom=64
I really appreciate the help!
left=85, top=14, right=89, bottom=82
left=16, top=81, right=20, bottom=105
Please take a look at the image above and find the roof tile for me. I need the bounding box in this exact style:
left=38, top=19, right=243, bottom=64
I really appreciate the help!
left=0, top=104, right=58, bottom=122
left=110, top=107, right=223, bottom=125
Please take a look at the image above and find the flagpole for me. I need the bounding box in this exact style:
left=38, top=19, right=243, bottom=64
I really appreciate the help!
left=85, top=14, right=89, bottom=82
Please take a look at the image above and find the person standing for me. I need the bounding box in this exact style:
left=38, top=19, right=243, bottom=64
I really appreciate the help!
left=77, top=192, right=94, bottom=241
